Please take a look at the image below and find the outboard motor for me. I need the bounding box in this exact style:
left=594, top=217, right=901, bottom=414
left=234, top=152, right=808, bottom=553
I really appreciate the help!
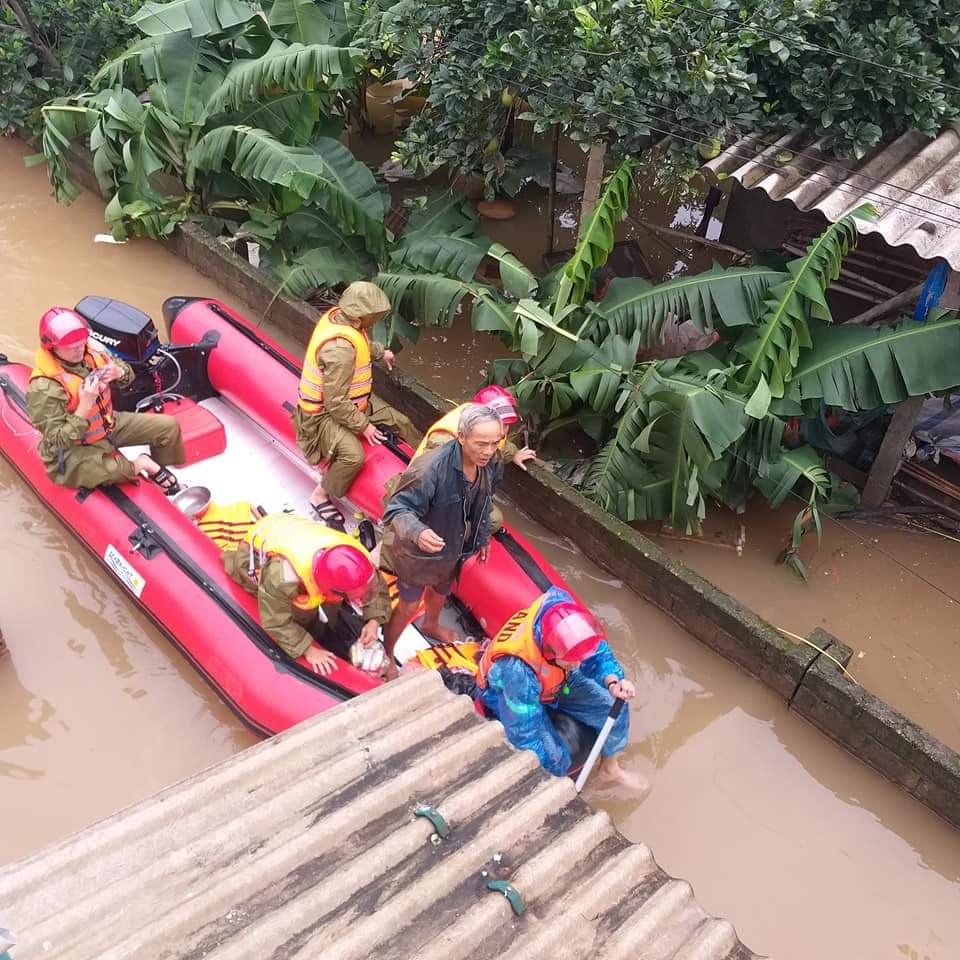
left=76, top=296, right=159, bottom=362
left=73, top=296, right=214, bottom=411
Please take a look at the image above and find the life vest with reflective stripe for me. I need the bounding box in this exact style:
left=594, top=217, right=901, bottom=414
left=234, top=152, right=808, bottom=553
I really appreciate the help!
left=297, top=308, right=372, bottom=414
left=197, top=500, right=258, bottom=550
left=416, top=641, right=483, bottom=674
left=245, top=513, right=367, bottom=612
left=413, top=404, right=506, bottom=460
left=475, top=593, right=567, bottom=703
left=30, top=347, right=115, bottom=445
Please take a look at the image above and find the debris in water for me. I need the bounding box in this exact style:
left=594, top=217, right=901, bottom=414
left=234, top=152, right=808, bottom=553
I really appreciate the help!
left=493, top=852, right=503, bottom=863
left=94, top=234, right=126, bottom=245
left=558, top=210, right=578, bottom=230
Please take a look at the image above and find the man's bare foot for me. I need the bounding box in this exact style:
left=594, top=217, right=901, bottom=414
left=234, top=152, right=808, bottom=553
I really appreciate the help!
left=419, top=621, right=460, bottom=645
left=590, top=756, right=649, bottom=795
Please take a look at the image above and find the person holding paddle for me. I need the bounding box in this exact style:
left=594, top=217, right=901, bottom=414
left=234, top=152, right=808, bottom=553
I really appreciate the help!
left=475, top=586, right=644, bottom=790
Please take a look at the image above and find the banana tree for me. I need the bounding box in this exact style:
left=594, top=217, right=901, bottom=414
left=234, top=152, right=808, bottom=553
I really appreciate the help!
left=382, top=159, right=960, bottom=574
left=34, top=0, right=383, bottom=281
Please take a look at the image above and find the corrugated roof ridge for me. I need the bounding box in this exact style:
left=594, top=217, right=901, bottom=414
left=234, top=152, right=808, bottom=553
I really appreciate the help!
left=34, top=711, right=507, bottom=960
left=0, top=669, right=446, bottom=906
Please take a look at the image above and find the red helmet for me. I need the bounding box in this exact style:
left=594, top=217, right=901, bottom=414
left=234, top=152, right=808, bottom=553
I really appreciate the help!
left=313, top=544, right=375, bottom=604
left=540, top=602, right=605, bottom=662
left=474, top=385, right=520, bottom=425
left=39, top=307, right=89, bottom=350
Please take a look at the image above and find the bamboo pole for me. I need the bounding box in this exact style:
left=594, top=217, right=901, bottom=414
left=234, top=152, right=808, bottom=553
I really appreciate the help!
left=843, top=283, right=923, bottom=325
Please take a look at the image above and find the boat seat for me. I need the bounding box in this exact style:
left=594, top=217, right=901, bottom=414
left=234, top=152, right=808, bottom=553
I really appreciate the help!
left=146, top=397, right=226, bottom=465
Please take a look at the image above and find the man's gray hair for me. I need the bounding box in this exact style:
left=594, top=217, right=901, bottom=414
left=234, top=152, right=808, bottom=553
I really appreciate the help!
left=457, top=403, right=502, bottom=437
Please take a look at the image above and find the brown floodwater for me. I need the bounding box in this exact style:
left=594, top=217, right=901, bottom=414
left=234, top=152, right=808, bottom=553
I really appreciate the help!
left=653, top=502, right=960, bottom=755
left=3, top=135, right=960, bottom=959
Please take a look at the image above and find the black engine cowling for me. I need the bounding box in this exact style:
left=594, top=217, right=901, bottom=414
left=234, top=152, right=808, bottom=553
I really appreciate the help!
left=75, top=296, right=159, bottom=363
left=72, top=296, right=216, bottom=412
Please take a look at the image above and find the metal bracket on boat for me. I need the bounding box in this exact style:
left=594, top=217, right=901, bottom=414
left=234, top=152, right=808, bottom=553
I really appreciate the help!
left=128, top=523, right=162, bottom=560
left=486, top=879, right=526, bottom=916
left=414, top=805, right=449, bottom=843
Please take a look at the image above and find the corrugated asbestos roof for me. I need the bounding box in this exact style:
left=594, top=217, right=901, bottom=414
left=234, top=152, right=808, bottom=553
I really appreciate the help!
left=0, top=670, right=760, bottom=960
left=703, top=126, right=960, bottom=269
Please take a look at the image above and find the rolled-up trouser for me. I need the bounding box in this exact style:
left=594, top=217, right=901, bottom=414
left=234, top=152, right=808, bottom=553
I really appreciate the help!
left=297, top=395, right=414, bottom=498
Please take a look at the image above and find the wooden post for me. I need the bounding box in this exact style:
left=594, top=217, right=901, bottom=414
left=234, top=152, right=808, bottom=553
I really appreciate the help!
left=695, top=186, right=723, bottom=237
left=545, top=125, right=561, bottom=259
left=579, top=142, right=607, bottom=231
left=862, top=396, right=925, bottom=508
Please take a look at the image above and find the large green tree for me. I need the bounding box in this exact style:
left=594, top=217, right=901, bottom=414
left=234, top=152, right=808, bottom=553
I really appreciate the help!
left=388, top=0, right=960, bottom=194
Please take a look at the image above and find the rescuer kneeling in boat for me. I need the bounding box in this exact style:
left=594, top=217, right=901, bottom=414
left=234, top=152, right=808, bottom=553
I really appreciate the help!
left=403, top=385, right=536, bottom=533
left=222, top=512, right=391, bottom=676
left=27, top=307, right=183, bottom=491
left=476, top=586, right=643, bottom=789
left=294, top=282, right=412, bottom=531
left=380, top=404, right=505, bottom=676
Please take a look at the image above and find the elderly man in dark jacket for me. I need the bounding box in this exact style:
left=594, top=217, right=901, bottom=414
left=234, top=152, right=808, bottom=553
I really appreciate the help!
left=381, top=403, right=505, bottom=675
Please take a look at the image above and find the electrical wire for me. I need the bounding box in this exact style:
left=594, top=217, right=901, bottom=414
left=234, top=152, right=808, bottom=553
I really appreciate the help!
left=135, top=348, right=184, bottom=411
left=440, top=36, right=960, bottom=229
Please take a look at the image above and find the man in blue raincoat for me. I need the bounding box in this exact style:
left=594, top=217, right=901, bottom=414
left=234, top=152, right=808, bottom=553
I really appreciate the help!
left=475, top=586, right=643, bottom=789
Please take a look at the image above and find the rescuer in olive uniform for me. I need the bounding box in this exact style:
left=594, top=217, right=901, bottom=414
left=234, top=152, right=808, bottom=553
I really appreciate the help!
left=294, top=282, right=412, bottom=530
left=26, top=307, right=183, bottom=490
left=221, top=511, right=392, bottom=675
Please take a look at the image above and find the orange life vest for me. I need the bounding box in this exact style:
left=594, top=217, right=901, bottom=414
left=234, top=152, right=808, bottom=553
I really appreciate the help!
left=245, top=513, right=369, bottom=612
left=29, top=346, right=115, bottom=445
left=475, top=593, right=567, bottom=703
left=297, top=308, right=373, bottom=414
left=413, top=403, right=507, bottom=460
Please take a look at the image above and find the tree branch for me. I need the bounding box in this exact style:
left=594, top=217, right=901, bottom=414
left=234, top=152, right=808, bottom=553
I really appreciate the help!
left=0, top=0, right=61, bottom=71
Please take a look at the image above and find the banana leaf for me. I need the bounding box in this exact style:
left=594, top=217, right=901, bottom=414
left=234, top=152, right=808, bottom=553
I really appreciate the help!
left=733, top=206, right=871, bottom=397
left=787, top=311, right=960, bottom=411
left=204, top=41, right=363, bottom=118
left=391, top=234, right=492, bottom=281
left=553, top=158, right=636, bottom=314
left=131, top=0, right=258, bottom=38
left=266, top=0, right=352, bottom=46
left=592, top=264, right=785, bottom=341
left=190, top=127, right=386, bottom=255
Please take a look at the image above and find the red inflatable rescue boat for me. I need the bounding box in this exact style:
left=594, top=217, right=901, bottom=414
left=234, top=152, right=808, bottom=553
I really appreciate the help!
left=0, top=296, right=573, bottom=735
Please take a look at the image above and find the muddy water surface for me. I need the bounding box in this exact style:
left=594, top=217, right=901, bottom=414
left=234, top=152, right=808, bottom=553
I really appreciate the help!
left=3, top=136, right=960, bottom=960
left=654, top=503, right=960, bottom=754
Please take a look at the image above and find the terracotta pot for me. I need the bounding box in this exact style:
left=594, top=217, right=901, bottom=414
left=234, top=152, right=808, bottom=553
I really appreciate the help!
left=365, top=79, right=414, bottom=134
left=452, top=173, right=485, bottom=201
left=394, top=94, right=428, bottom=128
left=477, top=199, right=517, bottom=220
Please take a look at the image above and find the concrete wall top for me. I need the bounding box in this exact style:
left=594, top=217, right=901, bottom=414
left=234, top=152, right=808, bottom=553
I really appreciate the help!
left=0, top=672, right=759, bottom=960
